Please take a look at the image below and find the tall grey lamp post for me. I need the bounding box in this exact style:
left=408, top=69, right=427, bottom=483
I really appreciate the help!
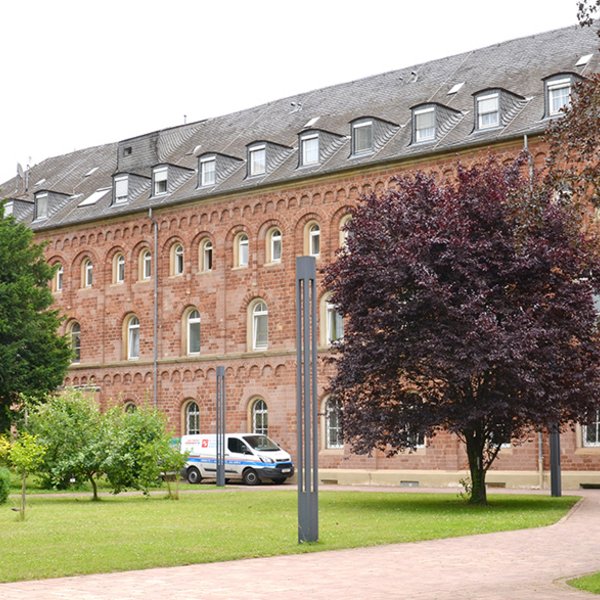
left=549, top=423, right=562, bottom=497
left=295, top=256, right=318, bottom=543
left=216, top=366, right=226, bottom=487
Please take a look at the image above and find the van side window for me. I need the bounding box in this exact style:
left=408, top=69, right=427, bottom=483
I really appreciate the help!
left=228, top=438, right=249, bottom=454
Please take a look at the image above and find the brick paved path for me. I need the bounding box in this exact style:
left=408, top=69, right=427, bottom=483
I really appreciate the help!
left=1, top=489, right=599, bottom=599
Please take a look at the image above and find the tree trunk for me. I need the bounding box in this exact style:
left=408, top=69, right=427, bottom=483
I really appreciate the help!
left=89, top=475, right=99, bottom=501
left=464, top=429, right=488, bottom=505
left=19, top=472, right=26, bottom=521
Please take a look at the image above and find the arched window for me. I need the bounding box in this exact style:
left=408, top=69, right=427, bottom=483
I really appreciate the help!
left=236, top=233, right=249, bottom=267
left=54, top=263, right=63, bottom=292
left=251, top=301, right=268, bottom=350
left=325, top=397, right=343, bottom=449
left=126, top=315, right=140, bottom=360
left=185, top=401, right=200, bottom=434
left=69, top=322, right=81, bottom=363
left=114, top=253, right=125, bottom=284
left=186, top=309, right=201, bottom=355
left=251, top=398, right=268, bottom=435
left=82, top=258, right=93, bottom=287
left=200, top=239, right=213, bottom=272
left=339, top=214, right=352, bottom=250
left=124, top=401, right=137, bottom=413
left=171, top=243, right=184, bottom=276
left=267, top=228, right=282, bottom=263
left=326, top=301, right=344, bottom=345
left=304, top=222, right=320, bottom=257
left=140, top=249, right=152, bottom=280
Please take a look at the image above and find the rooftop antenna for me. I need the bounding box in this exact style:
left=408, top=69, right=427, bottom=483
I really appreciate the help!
left=25, top=157, right=31, bottom=192
left=183, top=114, right=187, bottom=124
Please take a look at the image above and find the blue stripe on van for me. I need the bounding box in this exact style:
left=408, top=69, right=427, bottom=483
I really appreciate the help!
left=187, top=457, right=290, bottom=470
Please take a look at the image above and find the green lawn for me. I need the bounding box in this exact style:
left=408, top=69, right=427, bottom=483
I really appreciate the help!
left=569, top=572, right=600, bottom=594
left=0, top=490, right=577, bottom=583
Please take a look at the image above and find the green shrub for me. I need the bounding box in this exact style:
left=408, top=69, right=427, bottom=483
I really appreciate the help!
left=0, top=467, right=11, bottom=504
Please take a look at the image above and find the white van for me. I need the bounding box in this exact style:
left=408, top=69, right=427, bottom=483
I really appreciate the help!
left=181, top=433, right=294, bottom=485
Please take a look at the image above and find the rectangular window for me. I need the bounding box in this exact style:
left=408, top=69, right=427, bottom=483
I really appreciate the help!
left=200, top=157, right=216, bottom=186
left=301, top=135, right=319, bottom=165
left=352, top=121, right=373, bottom=155
left=583, top=410, right=600, bottom=447
left=415, top=108, right=435, bottom=142
left=36, top=193, right=48, bottom=220
left=477, top=93, right=500, bottom=129
left=114, top=176, right=129, bottom=204
left=55, top=266, right=63, bottom=292
left=4, top=201, right=13, bottom=216
left=548, top=79, right=571, bottom=116
left=153, top=167, right=168, bottom=195
left=249, top=145, right=266, bottom=176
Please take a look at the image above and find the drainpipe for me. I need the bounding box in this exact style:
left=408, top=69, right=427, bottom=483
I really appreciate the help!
left=148, top=208, right=159, bottom=409
left=523, top=134, right=534, bottom=191
left=538, top=431, right=544, bottom=489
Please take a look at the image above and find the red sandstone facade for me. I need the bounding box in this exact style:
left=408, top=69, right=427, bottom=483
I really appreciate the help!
left=35, top=140, right=600, bottom=490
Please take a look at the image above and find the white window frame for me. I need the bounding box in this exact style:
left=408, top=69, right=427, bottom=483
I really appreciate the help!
left=269, top=228, right=282, bottom=263
left=252, top=301, right=268, bottom=351
left=309, top=223, right=320, bottom=257
left=248, top=144, right=266, bottom=177
left=173, top=244, right=184, bottom=275
left=200, top=156, right=216, bottom=187
left=115, top=254, right=125, bottom=284
left=187, top=309, right=201, bottom=355
left=201, top=239, right=213, bottom=272
left=83, top=259, right=93, bottom=287
left=141, top=250, right=152, bottom=280
left=153, top=166, right=168, bottom=196
left=301, top=134, right=319, bottom=166
left=352, top=120, right=373, bottom=155
left=251, top=398, right=268, bottom=435
left=237, top=233, right=249, bottom=267
left=55, top=264, right=63, bottom=292
left=547, top=77, right=572, bottom=116
left=114, top=175, right=129, bottom=204
left=185, top=401, right=200, bottom=435
left=415, top=107, right=435, bottom=142
left=326, top=302, right=344, bottom=345
left=70, top=322, right=81, bottom=363
left=325, top=397, right=343, bottom=449
left=35, top=193, right=48, bottom=220
left=127, top=316, right=140, bottom=360
left=583, top=410, right=600, bottom=447
left=477, top=93, right=500, bottom=129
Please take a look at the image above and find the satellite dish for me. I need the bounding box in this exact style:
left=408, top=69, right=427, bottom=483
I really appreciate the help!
left=17, top=163, right=24, bottom=178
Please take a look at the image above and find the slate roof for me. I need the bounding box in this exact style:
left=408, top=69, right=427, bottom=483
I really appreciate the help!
left=1, top=23, right=598, bottom=231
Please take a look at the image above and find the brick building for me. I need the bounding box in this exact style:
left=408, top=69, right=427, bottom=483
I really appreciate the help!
left=1, top=23, right=600, bottom=489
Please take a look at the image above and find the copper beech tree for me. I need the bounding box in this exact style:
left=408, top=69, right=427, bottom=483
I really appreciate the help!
left=324, top=156, right=600, bottom=504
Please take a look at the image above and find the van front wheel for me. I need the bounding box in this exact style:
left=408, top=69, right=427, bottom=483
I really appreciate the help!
left=243, top=468, right=260, bottom=486
left=186, top=467, right=202, bottom=484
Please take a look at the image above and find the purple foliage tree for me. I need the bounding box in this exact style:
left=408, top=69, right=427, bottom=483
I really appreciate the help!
left=324, top=156, right=600, bottom=504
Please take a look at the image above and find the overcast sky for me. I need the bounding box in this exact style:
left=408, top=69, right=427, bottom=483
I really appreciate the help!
left=0, top=0, right=583, bottom=185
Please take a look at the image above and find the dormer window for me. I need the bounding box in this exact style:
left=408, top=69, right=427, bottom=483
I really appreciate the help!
left=351, top=120, right=373, bottom=155
left=476, top=93, right=500, bottom=129
left=248, top=144, right=266, bottom=177
left=35, top=192, right=48, bottom=220
left=546, top=75, right=572, bottom=117
left=4, top=201, right=13, bottom=217
left=114, top=175, right=129, bottom=204
left=300, top=134, right=319, bottom=166
left=200, top=156, right=216, bottom=187
left=414, top=107, right=435, bottom=142
left=153, top=166, right=168, bottom=196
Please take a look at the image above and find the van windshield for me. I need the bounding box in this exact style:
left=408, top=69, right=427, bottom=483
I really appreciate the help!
left=242, top=435, right=280, bottom=451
